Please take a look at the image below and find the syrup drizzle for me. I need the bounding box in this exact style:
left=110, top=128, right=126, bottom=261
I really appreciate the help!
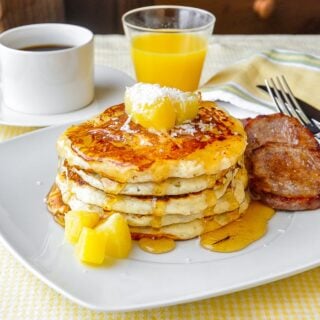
left=138, top=238, right=176, bottom=254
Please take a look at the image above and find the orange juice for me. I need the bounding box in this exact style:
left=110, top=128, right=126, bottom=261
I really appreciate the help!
left=131, top=33, right=207, bottom=91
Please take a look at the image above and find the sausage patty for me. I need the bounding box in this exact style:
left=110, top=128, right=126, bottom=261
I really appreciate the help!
left=244, top=113, right=320, bottom=211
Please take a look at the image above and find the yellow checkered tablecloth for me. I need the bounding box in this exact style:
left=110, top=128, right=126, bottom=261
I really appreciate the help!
left=1, top=35, right=320, bottom=319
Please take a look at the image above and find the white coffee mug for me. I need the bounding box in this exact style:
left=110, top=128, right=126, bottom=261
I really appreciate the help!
left=0, top=23, right=94, bottom=115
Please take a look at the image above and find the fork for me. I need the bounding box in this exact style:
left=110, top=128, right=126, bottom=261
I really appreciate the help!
left=265, top=75, right=320, bottom=142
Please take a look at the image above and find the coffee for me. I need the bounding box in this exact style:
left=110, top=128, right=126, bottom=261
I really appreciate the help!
left=20, top=44, right=73, bottom=51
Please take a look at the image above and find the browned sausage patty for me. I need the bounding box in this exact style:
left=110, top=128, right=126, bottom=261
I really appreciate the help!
left=245, top=113, right=318, bottom=154
left=245, top=114, right=320, bottom=211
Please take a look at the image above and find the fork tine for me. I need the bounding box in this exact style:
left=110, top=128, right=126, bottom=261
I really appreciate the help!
left=266, top=78, right=290, bottom=116
left=265, top=79, right=284, bottom=114
left=264, top=80, right=281, bottom=113
left=280, top=75, right=312, bottom=126
left=275, top=76, right=306, bottom=126
left=270, top=78, right=294, bottom=116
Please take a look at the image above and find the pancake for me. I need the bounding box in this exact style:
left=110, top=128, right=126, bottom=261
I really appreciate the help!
left=48, top=165, right=247, bottom=226
left=56, top=165, right=247, bottom=216
left=68, top=161, right=236, bottom=196
left=57, top=170, right=218, bottom=215
left=57, top=101, right=246, bottom=183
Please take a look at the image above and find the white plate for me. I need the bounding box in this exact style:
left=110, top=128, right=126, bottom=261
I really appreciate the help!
left=0, top=65, right=135, bottom=127
left=0, top=104, right=320, bottom=312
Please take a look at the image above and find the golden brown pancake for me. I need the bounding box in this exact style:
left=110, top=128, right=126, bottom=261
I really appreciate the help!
left=64, top=160, right=236, bottom=196
left=57, top=101, right=246, bottom=183
left=55, top=165, right=247, bottom=216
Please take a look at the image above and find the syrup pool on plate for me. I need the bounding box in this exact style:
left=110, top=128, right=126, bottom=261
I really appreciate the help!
left=200, top=201, right=275, bottom=253
left=138, top=238, right=176, bottom=254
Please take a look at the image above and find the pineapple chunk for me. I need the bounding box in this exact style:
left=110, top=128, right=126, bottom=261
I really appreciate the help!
left=125, top=92, right=176, bottom=131
left=65, top=210, right=100, bottom=244
left=75, top=227, right=107, bottom=265
left=95, top=213, right=132, bottom=259
left=124, top=83, right=200, bottom=131
left=175, top=92, right=200, bottom=125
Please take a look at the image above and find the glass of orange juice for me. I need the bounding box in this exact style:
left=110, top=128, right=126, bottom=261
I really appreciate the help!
left=122, top=6, right=215, bottom=91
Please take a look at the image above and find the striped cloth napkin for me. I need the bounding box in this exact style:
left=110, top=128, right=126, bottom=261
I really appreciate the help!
left=200, top=49, right=320, bottom=114
left=0, top=125, right=35, bottom=142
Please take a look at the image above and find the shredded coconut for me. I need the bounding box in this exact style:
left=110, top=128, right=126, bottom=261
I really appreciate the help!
left=170, top=132, right=178, bottom=138
left=120, top=115, right=136, bottom=134
left=170, top=123, right=197, bottom=137
left=198, top=120, right=214, bottom=132
left=169, top=119, right=215, bottom=137
left=138, top=136, right=153, bottom=146
left=147, top=127, right=163, bottom=136
left=125, top=83, right=191, bottom=114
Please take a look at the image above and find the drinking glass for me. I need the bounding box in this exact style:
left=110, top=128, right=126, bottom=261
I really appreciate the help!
left=122, top=6, right=215, bottom=91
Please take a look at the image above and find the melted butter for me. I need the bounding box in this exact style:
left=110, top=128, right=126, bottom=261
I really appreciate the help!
left=203, top=209, right=241, bottom=233
left=206, top=174, right=218, bottom=188
left=138, top=238, right=176, bottom=254
left=153, top=180, right=168, bottom=196
left=151, top=199, right=166, bottom=228
left=187, top=134, right=246, bottom=175
left=150, top=162, right=171, bottom=182
left=111, top=182, right=125, bottom=194
left=202, top=218, right=222, bottom=233
left=105, top=194, right=118, bottom=210
left=101, top=177, right=125, bottom=194
left=91, top=164, right=135, bottom=184
left=200, top=201, right=275, bottom=253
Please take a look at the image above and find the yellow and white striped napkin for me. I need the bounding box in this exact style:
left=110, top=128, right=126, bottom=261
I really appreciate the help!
left=0, top=125, right=35, bottom=142
left=200, top=49, right=320, bottom=114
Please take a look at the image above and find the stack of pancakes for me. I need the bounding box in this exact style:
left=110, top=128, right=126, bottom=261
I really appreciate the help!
left=47, top=101, right=249, bottom=240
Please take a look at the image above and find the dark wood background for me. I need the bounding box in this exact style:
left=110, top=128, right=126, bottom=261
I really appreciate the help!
left=0, top=0, right=319, bottom=34
left=64, top=0, right=320, bottom=34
